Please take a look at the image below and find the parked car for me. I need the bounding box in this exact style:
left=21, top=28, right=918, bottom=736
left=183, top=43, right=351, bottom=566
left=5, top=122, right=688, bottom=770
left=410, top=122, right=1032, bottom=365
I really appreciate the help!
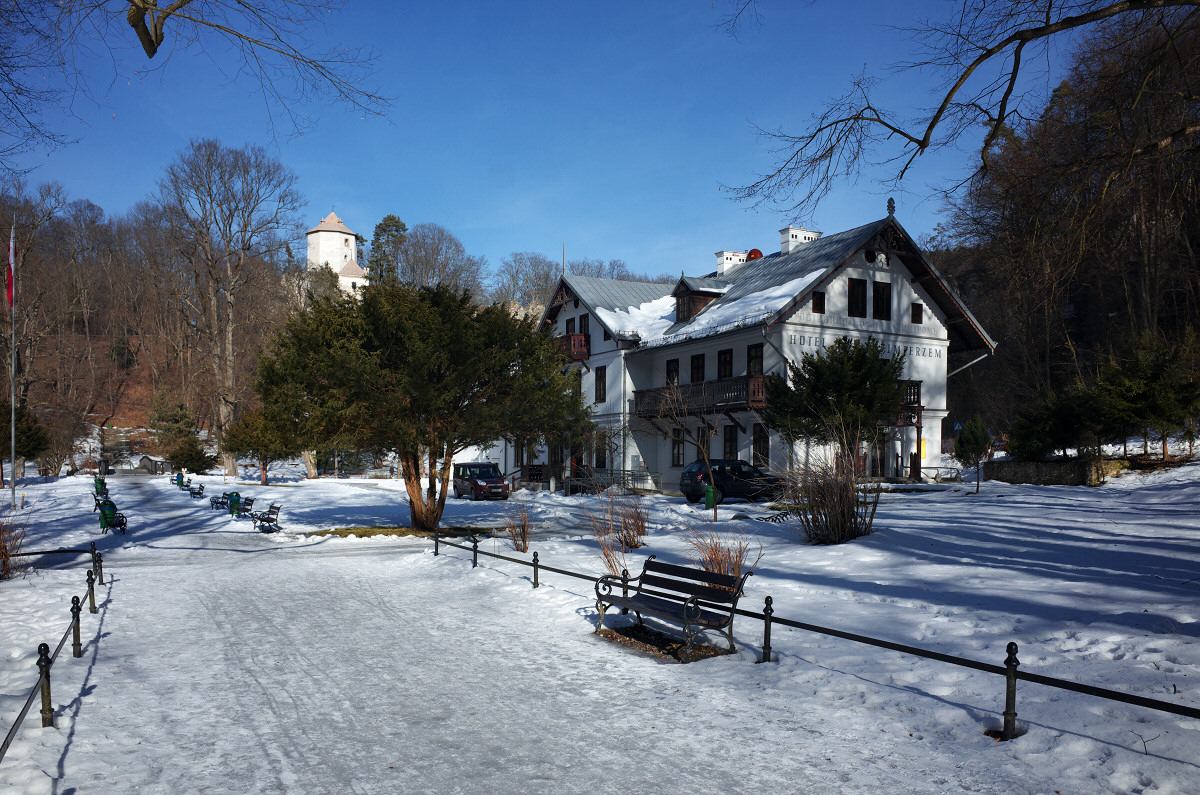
left=453, top=462, right=511, bottom=501
left=679, top=459, right=784, bottom=505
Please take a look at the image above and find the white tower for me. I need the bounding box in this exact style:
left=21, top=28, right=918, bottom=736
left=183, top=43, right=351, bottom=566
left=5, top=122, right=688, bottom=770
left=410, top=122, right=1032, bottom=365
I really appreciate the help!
left=306, top=212, right=365, bottom=294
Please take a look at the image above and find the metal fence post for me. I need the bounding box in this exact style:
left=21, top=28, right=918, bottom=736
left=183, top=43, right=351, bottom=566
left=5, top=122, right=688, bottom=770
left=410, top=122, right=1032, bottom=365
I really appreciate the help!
left=471, top=537, right=478, bottom=568
left=86, top=569, right=97, bottom=614
left=758, top=595, right=774, bottom=664
left=71, top=597, right=82, bottom=658
left=433, top=531, right=439, bottom=557
left=37, top=643, right=53, bottom=728
left=1003, top=642, right=1020, bottom=740
left=532, top=551, right=539, bottom=589
left=90, top=542, right=104, bottom=585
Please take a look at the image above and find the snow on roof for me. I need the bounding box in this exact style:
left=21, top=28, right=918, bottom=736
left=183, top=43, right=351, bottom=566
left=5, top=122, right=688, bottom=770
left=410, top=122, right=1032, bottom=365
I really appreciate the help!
left=639, top=271, right=826, bottom=348
left=593, top=295, right=676, bottom=340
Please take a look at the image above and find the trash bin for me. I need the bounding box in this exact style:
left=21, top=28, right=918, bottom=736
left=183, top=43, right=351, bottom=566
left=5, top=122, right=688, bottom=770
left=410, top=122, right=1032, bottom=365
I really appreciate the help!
left=94, top=476, right=106, bottom=495
left=704, top=484, right=715, bottom=510
left=228, top=492, right=241, bottom=516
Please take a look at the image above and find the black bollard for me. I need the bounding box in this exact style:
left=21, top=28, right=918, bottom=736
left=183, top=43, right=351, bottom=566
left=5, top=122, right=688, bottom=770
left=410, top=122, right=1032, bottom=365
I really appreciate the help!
left=71, top=597, right=82, bottom=658
left=620, top=568, right=630, bottom=615
left=86, top=569, right=97, bottom=614
left=758, top=595, right=774, bottom=664
left=532, top=551, right=539, bottom=589
left=433, top=531, right=439, bottom=557
left=1002, top=642, right=1020, bottom=740
left=472, top=537, right=478, bottom=568
left=37, top=643, right=53, bottom=728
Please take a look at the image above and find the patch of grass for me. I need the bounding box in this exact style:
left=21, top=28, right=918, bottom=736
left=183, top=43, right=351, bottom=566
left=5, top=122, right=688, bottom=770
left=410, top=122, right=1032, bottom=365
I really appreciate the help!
left=311, top=525, right=495, bottom=538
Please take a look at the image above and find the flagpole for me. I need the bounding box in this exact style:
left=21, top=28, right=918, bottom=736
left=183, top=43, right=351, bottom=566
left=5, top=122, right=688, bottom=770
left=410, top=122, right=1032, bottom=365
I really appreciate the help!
left=8, top=223, right=15, bottom=510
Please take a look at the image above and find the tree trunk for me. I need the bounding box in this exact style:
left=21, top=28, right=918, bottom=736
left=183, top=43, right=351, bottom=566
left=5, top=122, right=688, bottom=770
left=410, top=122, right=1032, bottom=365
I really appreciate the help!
left=259, top=458, right=269, bottom=485
left=301, top=450, right=318, bottom=478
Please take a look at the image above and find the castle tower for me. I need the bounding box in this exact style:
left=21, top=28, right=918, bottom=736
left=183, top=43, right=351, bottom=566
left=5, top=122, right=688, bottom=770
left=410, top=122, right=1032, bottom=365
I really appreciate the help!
left=306, top=212, right=365, bottom=294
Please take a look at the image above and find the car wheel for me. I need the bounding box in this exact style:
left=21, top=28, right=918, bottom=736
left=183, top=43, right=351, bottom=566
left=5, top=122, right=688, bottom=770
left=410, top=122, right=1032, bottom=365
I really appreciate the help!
left=454, top=487, right=461, bottom=499
left=471, top=487, right=481, bottom=501
left=684, top=494, right=701, bottom=504
left=712, top=487, right=724, bottom=505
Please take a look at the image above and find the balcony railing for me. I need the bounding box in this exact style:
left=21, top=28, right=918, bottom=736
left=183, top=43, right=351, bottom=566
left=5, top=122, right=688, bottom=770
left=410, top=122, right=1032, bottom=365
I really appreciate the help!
left=631, top=375, right=766, bottom=418
left=557, top=333, right=590, bottom=360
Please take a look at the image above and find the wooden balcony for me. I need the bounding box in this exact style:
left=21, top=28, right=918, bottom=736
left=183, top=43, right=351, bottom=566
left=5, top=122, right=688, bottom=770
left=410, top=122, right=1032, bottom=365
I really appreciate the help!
left=557, top=333, right=590, bottom=360
left=631, top=375, right=766, bottom=418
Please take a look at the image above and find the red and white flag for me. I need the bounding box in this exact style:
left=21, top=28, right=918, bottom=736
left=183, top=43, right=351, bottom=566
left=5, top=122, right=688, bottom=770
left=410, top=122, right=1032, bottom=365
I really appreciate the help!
left=6, top=225, right=12, bottom=308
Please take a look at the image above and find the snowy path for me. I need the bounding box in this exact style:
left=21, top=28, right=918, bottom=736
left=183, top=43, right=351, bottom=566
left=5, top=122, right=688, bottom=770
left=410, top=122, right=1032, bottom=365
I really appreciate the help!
left=2, top=508, right=1031, bottom=794
left=4, top=469, right=1200, bottom=792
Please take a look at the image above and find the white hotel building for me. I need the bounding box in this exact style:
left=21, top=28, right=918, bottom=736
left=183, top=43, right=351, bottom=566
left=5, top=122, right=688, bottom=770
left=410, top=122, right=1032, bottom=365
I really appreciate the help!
left=492, top=211, right=994, bottom=492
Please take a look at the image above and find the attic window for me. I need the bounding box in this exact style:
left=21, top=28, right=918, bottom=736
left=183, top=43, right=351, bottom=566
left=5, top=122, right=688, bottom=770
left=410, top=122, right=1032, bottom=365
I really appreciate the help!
left=812, top=291, right=825, bottom=315
left=912, top=303, right=924, bottom=325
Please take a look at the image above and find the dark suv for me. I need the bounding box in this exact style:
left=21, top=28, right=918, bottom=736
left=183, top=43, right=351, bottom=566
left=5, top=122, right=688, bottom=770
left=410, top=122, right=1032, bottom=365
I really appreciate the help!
left=453, top=462, right=511, bottom=501
left=679, top=459, right=784, bottom=505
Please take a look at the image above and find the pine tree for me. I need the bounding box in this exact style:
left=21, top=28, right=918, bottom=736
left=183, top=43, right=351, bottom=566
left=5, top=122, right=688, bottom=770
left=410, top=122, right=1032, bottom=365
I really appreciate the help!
left=956, top=416, right=991, bottom=494
left=762, top=336, right=906, bottom=456
left=221, top=407, right=301, bottom=485
left=366, top=214, right=408, bottom=284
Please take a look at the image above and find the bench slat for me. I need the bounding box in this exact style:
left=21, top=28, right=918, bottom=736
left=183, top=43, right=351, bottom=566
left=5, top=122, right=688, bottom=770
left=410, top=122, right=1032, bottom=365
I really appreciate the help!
left=640, top=573, right=740, bottom=604
left=644, top=559, right=740, bottom=589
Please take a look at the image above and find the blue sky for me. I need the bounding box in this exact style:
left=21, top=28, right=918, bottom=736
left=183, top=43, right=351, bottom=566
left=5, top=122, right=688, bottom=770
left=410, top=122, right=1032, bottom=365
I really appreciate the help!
left=13, top=1, right=1015, bottom=279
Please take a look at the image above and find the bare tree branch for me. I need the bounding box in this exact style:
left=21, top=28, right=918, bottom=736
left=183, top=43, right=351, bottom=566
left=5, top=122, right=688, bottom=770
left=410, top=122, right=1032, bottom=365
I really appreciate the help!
left=721, top=1, right=1200, bottom=218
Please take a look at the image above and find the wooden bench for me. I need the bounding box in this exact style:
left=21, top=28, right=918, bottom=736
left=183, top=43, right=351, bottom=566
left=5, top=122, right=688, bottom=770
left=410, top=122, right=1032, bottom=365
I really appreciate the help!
left=92, top=493, right=105, bottom=512
left=188, top=483, right=206, bottom=499
left=595, top=556, right=752, bottom=662
left=97, top=499, right=127, bottom=535
left=234, top=496, right=256, bottom=518
left=178, top=477, right=192, bottom=491
left=251, top=504, right=281, bottom=533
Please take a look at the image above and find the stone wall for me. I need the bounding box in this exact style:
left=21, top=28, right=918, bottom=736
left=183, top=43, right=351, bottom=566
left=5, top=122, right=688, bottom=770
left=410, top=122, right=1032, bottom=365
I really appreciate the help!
left=982, top=458, right=1120, bottom=487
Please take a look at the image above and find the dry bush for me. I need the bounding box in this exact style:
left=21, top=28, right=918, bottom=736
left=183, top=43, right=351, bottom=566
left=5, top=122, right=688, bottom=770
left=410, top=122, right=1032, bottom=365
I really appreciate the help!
left=683, top=522, right=763, bottom=582
left=788, top=452, right=880, bottom=545
left=503, top=502, right=531, bottom=553
left=1, top=513, right=28, bottom=580
left=586, top=494, right=630, bottom=576
left=615, top=495, right=647, bottom=550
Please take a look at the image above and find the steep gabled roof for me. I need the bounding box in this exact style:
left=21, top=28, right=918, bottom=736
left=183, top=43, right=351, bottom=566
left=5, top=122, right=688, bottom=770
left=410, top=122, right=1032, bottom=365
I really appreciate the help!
left=652, top=220, right=884, bottom=343
left=649, top=217, right=995, bottom=354
left=307, top=212, right=355, bottom=237
left=338, top=261, right=366, bottom=278
left=540, top=274, right=674, bottom=340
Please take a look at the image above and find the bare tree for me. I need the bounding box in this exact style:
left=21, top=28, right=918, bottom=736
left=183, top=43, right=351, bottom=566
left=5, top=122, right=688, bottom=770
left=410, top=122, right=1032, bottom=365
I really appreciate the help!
left=722, top=1, right=1200, bottom=218
left=630, top=378, right=722, bottom=520
left=0, top=1, right=388, bottom=171
left=396, top=223, right=487, bottom=295
left=491, top=251, right=559, bottom=316
left=156, top=138, right=303, bottom=474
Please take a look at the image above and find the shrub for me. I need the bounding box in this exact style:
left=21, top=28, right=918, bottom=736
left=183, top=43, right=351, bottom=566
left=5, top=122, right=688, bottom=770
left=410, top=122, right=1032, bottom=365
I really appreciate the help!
left=586, top=495, right=630, bottom=576
left=615, top=495, right=647, bottom=550
left=168, top=434, right=219, bottom=473
left=503, top=502, right=531, bottom=553
left=683, top=523, right=762, bottom=582
left=789, top=452, right=880, bottom=545
left=1, top=512, right=27, bottom=580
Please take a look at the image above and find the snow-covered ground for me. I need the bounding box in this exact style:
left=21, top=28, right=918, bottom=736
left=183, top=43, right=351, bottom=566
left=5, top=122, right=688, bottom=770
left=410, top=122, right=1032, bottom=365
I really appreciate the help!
left=2, top=462, right=1199, bottom=793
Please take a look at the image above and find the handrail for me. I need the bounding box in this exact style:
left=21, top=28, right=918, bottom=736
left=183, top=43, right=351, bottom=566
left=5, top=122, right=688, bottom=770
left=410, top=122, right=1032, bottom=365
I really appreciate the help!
left=432, top=533, right=1200, bottom=727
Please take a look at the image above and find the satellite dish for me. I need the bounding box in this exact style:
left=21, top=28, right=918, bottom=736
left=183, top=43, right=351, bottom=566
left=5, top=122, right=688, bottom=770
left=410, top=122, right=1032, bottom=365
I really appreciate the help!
left=747, top=248, right=763, bottom=260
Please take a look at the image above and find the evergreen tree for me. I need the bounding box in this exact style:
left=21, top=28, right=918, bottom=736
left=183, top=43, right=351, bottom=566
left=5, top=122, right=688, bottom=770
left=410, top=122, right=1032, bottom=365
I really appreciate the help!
left=149, top=388, right=197, bottom=455
left=257, top=283, right=588, bottom=531
left=367, top=214, right=408, bottom=284
left=956, top=416, right=991, bottom=494
left=0, top=403, right=50, bottom=486
left=221, top=406, right=302, bottom=485
left=762, top=336, right=906, bottom=456
left=167, top=434, right=219, bottom=474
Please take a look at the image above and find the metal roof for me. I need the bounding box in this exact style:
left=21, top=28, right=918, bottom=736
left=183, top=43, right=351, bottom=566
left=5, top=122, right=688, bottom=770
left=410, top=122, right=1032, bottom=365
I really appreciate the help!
left=561, top=274, right=672, bottom=313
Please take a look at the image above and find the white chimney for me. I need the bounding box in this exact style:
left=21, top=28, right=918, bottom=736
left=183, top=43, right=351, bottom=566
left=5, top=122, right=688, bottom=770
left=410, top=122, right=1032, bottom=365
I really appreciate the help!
left=715, top=250, right=747, bottom=276
left=779, top=225, right=821, bottom=254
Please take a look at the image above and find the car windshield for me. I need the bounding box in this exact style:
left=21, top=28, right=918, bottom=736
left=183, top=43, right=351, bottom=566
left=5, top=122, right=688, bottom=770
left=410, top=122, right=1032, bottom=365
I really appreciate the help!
left=466, top=464, right=502, bottom=479
left=735, top=463, right=761, bottom=477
